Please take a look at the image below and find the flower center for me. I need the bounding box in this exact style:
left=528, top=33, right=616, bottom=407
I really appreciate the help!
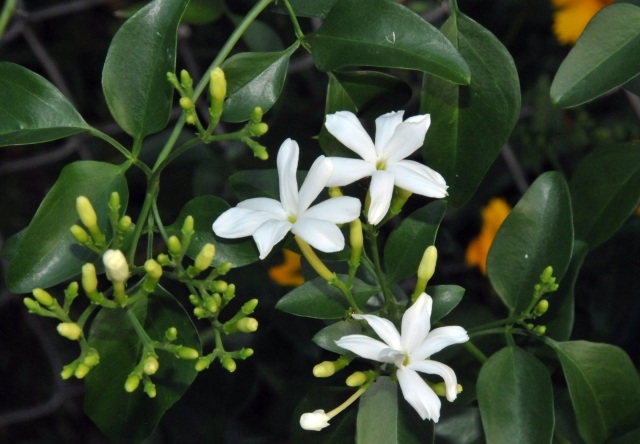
left=288, top=214, right=297, bottom=224
left=376, top=158, right=387, bottom=170
left=402, top=354, right=410, bottom=366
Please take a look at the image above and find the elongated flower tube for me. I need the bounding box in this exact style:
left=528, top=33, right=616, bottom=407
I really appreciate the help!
left=213, top=139, right=361, bottom=259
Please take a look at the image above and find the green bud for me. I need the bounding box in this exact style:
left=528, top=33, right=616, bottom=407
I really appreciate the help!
left=242, top=298, right=258, bottom=314
left=70, top=224, right=90, bottom=244
left=117, top=215, right=132, bottom=233
left=33, top=288, right=55, bottom=307
left=236, top=317, right=258, bottom=333
left=313, top=361, right=336, bottom=378
left=179, top=97, right=194, bottom=111
left=194, top=243, right=215, bottom=271
left=210, top=280, right=227, bottom=293
left=61, top=363, right=76, bottom=380
left=534, top=325, right=547, bottom=336
left=176, top=347, right=199, bottom=360
left=143, top=356, right=159, bottom=375
left=144, top=259, right=163, bottom=280
left=168, top=236, right=182, bottom=256
left=74, top=363, right=91, bottom=379
left=534, top=299, right=549, bottom=316
left=165, top=327, right=178, bottom=341
left=541, top=266, right=554, bottom=283
left=157, top=253, right=171, bottom=266
left=83, top=349, right=100, bottom=367
left=216, top=262, right=232, bottom=275
left=76, top=196, right=97, bottom=230
left=65, top=282, right=79, bottom=300
left=251, top=106, right=263, bottom=122
left=82, top=263, right=98, bottom=296
left=180, top=69, right=192, bottom=88
left=189, top=294, right=200, bottom=306
left=346, top=371, right=367, bottom=387
left=57, top=322, right=82, bottom=341
left=182, top=215, right=195, bottom=236
left=203, top=295, right=219, bottom=313
left=109, top=191, right=120, bottom=213
left=185, top=113, right=197, bottom=125
left=221, top=356, right=236, bottom=373
left=223, top=284, right=236, bottom=301
left=23, top=297, right=41, bottom=313
left=193, top=307, right=207, bottom=318
left=195, top=357, right=210, bottom=372
left=250, top=122, right=268, bottom=137
left=350, top=219, right=363, bottom=267
left=143, top=379, right=157, bottom=398
left=125, top=374, right=140, bottom=393
left=252, top=143, right=268, bottom=160
left=240, top=348, right=254, bottom=359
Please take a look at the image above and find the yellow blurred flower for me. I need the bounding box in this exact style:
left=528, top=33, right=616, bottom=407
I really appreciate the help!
left=269, top=249, right=304, bottom=287
left=466, top=198, right=512, bottom=275
left=552, top=0, right=613, bottom=45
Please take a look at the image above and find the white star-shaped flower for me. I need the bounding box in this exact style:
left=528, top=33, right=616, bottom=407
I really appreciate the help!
left=325, top=110, right=448, bottom=225
left=335, top=293, right=468, bottom=422
left=213, top=139, right=361, bottom=259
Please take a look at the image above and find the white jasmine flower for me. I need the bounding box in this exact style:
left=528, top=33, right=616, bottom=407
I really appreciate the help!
left=335, top=293, right=468, bottom=422
left=103, top=249, right=129, bottom=284
left=213, top=139, right=361, bottom=259
left=300, top=409, right=331, bottom=431
left=325, top=111, right=448, bottom=225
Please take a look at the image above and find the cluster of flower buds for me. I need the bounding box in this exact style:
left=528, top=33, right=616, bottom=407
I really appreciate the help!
left=520, top=266, right=559, bottom=335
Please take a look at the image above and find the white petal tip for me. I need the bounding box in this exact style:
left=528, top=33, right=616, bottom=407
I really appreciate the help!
left=300, top=410, right=331, bottom=431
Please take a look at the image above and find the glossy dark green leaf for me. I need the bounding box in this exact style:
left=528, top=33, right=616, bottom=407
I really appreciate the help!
left=0, top=62, right=90, bottom=146
left=85, top=287, right=200, bottom=444
left=550, top=3, right=640, bottom=107
left=550, top=340, right=640, bottom=444
left=230, top=169, right=306, bottom=201
left=167, top=195, right=259, bottom=268
left=5, top=161, right=129, bottom=293
left=313, top=320, right=364, bottom=354
left=310, top=0, right=469, bottom=85
left=182, top=0, right=223, bottom=24
left=384, top=201, right=447, bottom=284
left=357, top=377, right=434, bottom=444
left=487, top=172, right=573, bottom=313
left=624, top=74, right=640, bottom=96
left=421, top=10, right=521, bottom=207
left=477, top=346, right=554, bottom=444
left=221, top=43, right=299, bottom=122
left=228, top=13, right=284, bottom=52
left=429, top=285, right=465, bottom=323
left=102, top=0, right=188, bottom=139
left=609, top=427, right=640, bottom=444
left=545, top=242, right=588, bottom=341
left=275, top=275, right=380, bottom=319
left=270, top=0, right=339, bottom=18
left=569, top=144, right=640, bottom=249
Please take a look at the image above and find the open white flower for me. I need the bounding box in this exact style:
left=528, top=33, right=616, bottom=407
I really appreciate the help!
left=335, top=293, right=468, bottom=422
left=213, top=139, right=361, bottom=259
left=325, top=111, right=448, bottom=225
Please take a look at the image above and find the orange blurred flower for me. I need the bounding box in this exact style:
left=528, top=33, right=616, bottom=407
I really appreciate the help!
left=466, top=198, right=512, bottom=275
left=552, top=0, right=613, bottom=45
left=269, top=249, right=304, bottom=287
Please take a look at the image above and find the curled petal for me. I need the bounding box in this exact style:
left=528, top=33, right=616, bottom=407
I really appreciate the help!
left=401, top=293, right=433, bottom=353
left=352, top=313, right=403, bottom=351
left=335, top=335, right=395, bottom=363
left=408, top=359, right=460, bottom=402
left=298, top=156, right=332, bottom=214
left=300, top=409, right=331, bottom=431
left=277, top=139, right=300, bottom=213
left=412, top=326, right=469, bottom=362
left=325, top=157, right=375, bottom=187
left=304, top=196, right=361, bottom=224
left=374, top=111, right=404, bottom=156
left=383, top=114, right=431, bottom=162
left=397, top=367, right=442, bottom=421
left=387, top=161, right=448, bottom=198
left=237, top=197, right=286, bottom=216
left=213, top=207, right=277, bottom=239
left=252, top=218, right=292, bottom=259
left=368, top=170, right=395, bottom=225
left=292, top=217, right=345, bottom=253
left=325, top=111, right=377, bottom=163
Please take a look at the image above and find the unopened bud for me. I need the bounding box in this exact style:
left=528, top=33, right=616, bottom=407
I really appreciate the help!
left=168, top=236, right=182, bottom=256
left=157, top=253, right=170, bottom=266
left=194, top=243, right=215, bottom=271
left=252, top=143, right=268, bottom=160
left=176, top=347, right=199, bottom=360
left=185, top=114, right=197, bottom=125
left=83, top=349, right=100, bottom=367
left=250, top=122, right=268, bottom=137
left=313, top=361, right=336, bottom=378
left=209, top=67, right=227, bottom=103
left=144, top=259, right=163, bottom=280
left=70, top=224, right=90, bottom=244
left=541, top=266, right=554, bottom=283
left=103, top=249, right=129, bottom=284
left=144, top=379, right=156, bottom=398
left=165, top=327, right=178, bottom=341
left=182, top=215, right=194, bottom=236
left=57, top=322, right=82, bottom=341
left=82, top=263, right=98, bottom=295
left=346, top=371, right=367, bottom=387
left=74, top=363, right=91, bottom=379
left=223, top=284, right=236, bottom=301
left=210, top=280, right=227, bottom=293
left=180, top=69, right=192, bottom=88
left=61, top=364, right=76, bottom=380
left=117, top=215, right=132, bottom=232
left=418, top=246, right=437, bottom=281
left=216, top=262, right=232, bottom=275
left=221, top=356, right=236, bottom=373
left=143, top=356, right=159, bottom=375
left=242, top=298, right=258, bottom=314
left=179, top=97, right=194, bottom=111
left=240, top=348, right=254, bottom=359
left=125, top=374, right=140, bottom=392
left=203, top=295, right=219, bottom=313
left=195, top=357, right=210, bottom=372
left=65, top=282, right=79, bottom=300
left=33, top=288, right=54, bottom=307
left=236, top=317, right=258, bottom=333
left=193, top=307, right=207, bottom=318
left=23, top=297, right=41, bottom=313
left=109, top=192, right=120, bottom=213
left=534, top=325, right=547, bottom=336
left=534, top=299, right=549, bottom=316
left=328, top=187, right=343, bottom=198
left=76, top=196, right=97, bottom=230
left=251, top=106, right=263, bottom=122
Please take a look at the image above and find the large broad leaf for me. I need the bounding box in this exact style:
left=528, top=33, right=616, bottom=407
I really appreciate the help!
left=550, top=3, right=640, bottom=107
left=429, top=285, right=465, bottom=323
left=102, top=0, right=188, bottom=139
left=384, top=201, right=447, bottom=284
left=230, top=169, right=306, bottom=201
left=270, top=0, right=339, bottom=18
left=4, top=161, right=129, bottom=293
left=85, top=286, right=200, bottom=444
left=221, top=43, right=299, bottom=122
left=275, top=275, right=380, bottom=319
left=0, top=62, right=90, bottom=146
left=356, top=377, right=434, bottom=444
left=310, top=0, right=470, bottom=85
left=569, top=144, right=640, bottom=249
left=421, top=9, right=521, bottom=207
left=166, top=195, right=259, bottom=268
left=313, top=320, right=364, bottom=354
left=477, top=346, right=554, bottom=444
left=487, top=172, right=573, bottom=313
left=549, top=340, right=640, bottom=444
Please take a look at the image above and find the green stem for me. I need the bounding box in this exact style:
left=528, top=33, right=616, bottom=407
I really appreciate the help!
left=464, top=340, right=488, bottom=364
left=282, top=0, right=310, bottom=51
left=364, top=225, right=396, bottom=315
left=127, top=182, right=159, bottom=264
left=467, top=314, right=523, bottom=335
left=126, top=306, right=155, bottom=348
left=76, top=304, right=99, bottom=328
left=152, top=201, right=170, bottom=245
left=0, top=0, right=17, bottom=38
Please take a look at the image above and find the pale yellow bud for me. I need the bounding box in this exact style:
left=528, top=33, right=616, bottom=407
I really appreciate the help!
left=76, top=196, right=97, bottom=230
left=144, top=259, right=163, bottom=280
left=32, top=288, right=54, bottom=307
left=125, top=374, right=140, bottom=392
left=70, top=224, right=90, bottom=244
left=103, top=249, right=129, bottom=284
left=143, top=356, right=159, bottom=375
left=74, top=363, right=91, bottom=379
left=209, top=67, right=226, bottom=103
left=236, top=317, right=258, bottom=333
left=346, top=371, right=367, bottom=387
left=168, top=236, right=182, bottom=256
left=177, top=347, right=199, bottom=360
left=313, top=361, right=336, bottom=378
left=82, top=263, right=98, bottom=295
left=221, top=356, right=236, bottom=373
left=195, top=243, right=215, bottom=271
left=57, top=322, right=82, bottom=341
left=418, top=246, right=438, bottom=281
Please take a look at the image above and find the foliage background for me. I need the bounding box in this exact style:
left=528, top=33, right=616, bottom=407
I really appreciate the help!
left=0, top=0, right=638, bottom=442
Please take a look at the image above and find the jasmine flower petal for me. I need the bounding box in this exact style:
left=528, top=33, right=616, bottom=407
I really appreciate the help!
left=237, top=197, right=287, bottom=216
left=252, top=219, right=293, bottom=259
left=325, top=111, right=377, bottom=163
left=300, top=409, right=331, bottom=431
left=384, top=114, right=431, bottom=162
left=409, top=360, right=460, bottom=402
left=397, top=366, right=442, bottom=421
left=304, top=197, right=361, bottom=224
left=326, top=157, right=375, bottom=187
left=374, top=111, right=405, bottom=154
left=401, top=291, right=432, bottom=352
left=292, top=217, right=345, bottom=252
left=388, top=161, right=448, bottom=198
left=277, top=138, right=300, bottom=213
left=335, top=334, right=396, bottom=363
left=412, top=326, right=469, bottom=362
left=298, top=156, right=332, bottom=214
left=352, top=313, right=403, bottom=350
left=213, top=208, right=278, bottom=238
left=368, top=170, right=395, bottom=225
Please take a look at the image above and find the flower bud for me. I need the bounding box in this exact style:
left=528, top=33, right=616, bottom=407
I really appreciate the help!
left=182, top=215, right=194, bottom=236
left=240, top=348, right=254, bottom=359
left=76, top=196, right=97, bottom=230
left=176, top=347, right=199, bottom=360
left=74, top=363, right=91, bottom=379
left=61, top=363, right=76, bottom=380
left=57, top=322, right=82, bottom=341
left=143, top=356, right=159, bottom=375
left=236, top=317, right=258, bottom=333
left=300, top=410, right=330, bottom=431
left=250, top=122, right=268, bottom=137
left=65, top=282, right=79, bottom=300
left=541, top=266, right=554, bottom=283
left=117, top=216, right=132, bottom=233
left=109, top=192, right=120, bottom=213
left=157, top=253, right=171, bottom=266
left=193, top=307, right=207, bottom=318
left=179, top=97, right=194, bottom=111
left=534, top=299, right=549, bottom=316
left=168, top=236, right=182, bottom=256
left=144, top=379, right=157, bottom=398
left=251, top=106, right=263, bottom=123
left=210, top=280, right=227, bottom=293
left=83, top=349, right=100, bottom=367
left=203, top=295, right=219, bottom=313
left=313, top=361, right=336, bottom=378
left=350, top=219, right=363, bottom=267
left=221, top=356, right=236, bottom=373
left=223, top=284, right=236, bottom=301
left=23, top=297, right=41, bottom=313
left=165, top=327, right=178, bottom=341
left=82, top=263, right=99, bottom=299
left=144, top=259, right=163, bottom=280
left=242, top=298, right=258, bottom=314
left=346, top=371, right=367, bottom=387
left=125, top=374, right=140, bottom=392
left=195, top=357, right=210, bottom=372
left=209, top=67, right=226, bottom=104
left=103, top=249, right=129, bottom=284
left=216, top=262, right=232, bottom=275
left=70, top=224, right=90, bottom=244
left=251, top=143, right=268, bottom=160
left=185, top=114, right=197, bottom=125
left=33, top=288, right=54, bottom=307
left=534, top=325, right=547, bottom=336
left=418, top=246, right=438, bottom=282
left=180, top=69, right=192, bottom=88
left=194, top=243, right=215, bottom=271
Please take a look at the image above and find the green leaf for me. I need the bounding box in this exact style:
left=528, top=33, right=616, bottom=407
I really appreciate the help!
left=429, top=285, right=465, bottom=323
left=310, top=0, right=470, bottom=85
left=624, top=74, right=640, bottom=96
left=221, top=43, right=299, bottom=122
left=230, top=169, right=306, bottom=201
left=85, top=287, right=200, bottom=444
left=421, top=10, right=521, bottom=207
left=550, top=3, right=640, bottom=107
left=609, top=427, right=640, bottom=444
left=275, top=275, right=379, bottom=319
left=313, top=320, right=364, bottom=354
left=549, top=340, right=640, bottom=444
left=102, top=0, right=189, bottom=139
left=384, top=201, right=447, bottom=284
left=477, top=346, right=554, bottom=444
left=166, top=196, right=259, bottom=268
left=357, top=377, right=434, bottom=444
left=569, top=144, right=640, bottom=249
left=5, top=161, right=129, bottom=293
left=228, top=13, right=285, bottom=52
left=545, top=241, right=588, bottom=341
left=182, top=0, right=223, bottom=25
left=487, top=172, right=573, bottom=313
left=270, top=0, right=339, bottom=18
left=0, top=62, right=90, bottom=146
